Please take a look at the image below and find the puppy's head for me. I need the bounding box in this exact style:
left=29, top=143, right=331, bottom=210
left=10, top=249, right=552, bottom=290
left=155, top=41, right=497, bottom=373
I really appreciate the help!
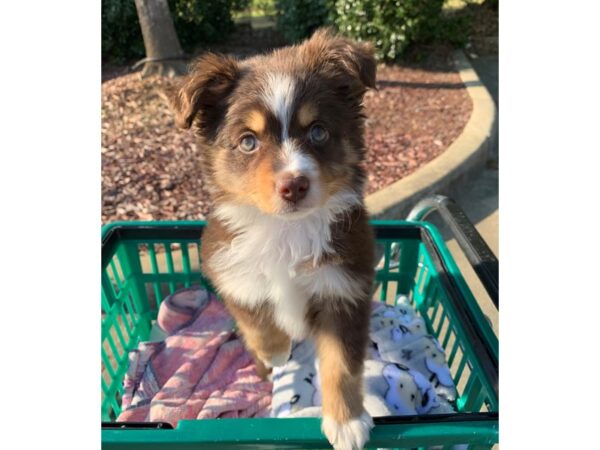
left=167, top=28, right=376, bottom=218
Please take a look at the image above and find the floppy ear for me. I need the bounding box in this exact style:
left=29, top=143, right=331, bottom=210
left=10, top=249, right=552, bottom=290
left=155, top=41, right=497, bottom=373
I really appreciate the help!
left=164, top=53, right=240, bottom=132
left=301, top=27, right=376, bottom=98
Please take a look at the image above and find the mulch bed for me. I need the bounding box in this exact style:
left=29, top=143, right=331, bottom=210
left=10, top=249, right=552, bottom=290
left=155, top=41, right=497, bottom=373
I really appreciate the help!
left=102, top=49, right=472, bottom=223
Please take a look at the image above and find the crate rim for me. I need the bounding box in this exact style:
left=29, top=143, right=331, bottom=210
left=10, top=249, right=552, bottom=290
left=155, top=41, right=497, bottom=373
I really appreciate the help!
left=102, top=414, right=499, bottom=448
left=101, top=220, right=430, bottom=268
left=102, top=219, right=433, bottom=240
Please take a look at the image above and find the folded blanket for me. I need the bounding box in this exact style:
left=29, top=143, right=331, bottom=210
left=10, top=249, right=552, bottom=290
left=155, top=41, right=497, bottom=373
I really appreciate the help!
left=369, top=296, right=457, bottom=404
left=117, top=287, right=272, bottom=425
left=271, top=295, right=456, bottom=418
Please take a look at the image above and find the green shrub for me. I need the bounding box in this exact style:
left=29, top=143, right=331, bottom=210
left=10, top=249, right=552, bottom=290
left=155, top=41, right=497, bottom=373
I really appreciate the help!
left=171, top=0, right=235, bottom=50
left=275, top=0, right=331, bottom=43
left=102, top=0, right=145, bottom=63
left=433, top=12, right=471, bottom=48
left=231, top=0, right=252, bottom=12
left=333, top=0, right=445, bottom=61
left=252, top=0, right=277, bottom=16
left=102, top=0, right=236, bottom=63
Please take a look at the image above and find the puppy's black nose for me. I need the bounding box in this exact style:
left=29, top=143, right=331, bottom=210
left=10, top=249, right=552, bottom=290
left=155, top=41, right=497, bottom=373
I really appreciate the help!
left=277, top=175, right=309, bottom=203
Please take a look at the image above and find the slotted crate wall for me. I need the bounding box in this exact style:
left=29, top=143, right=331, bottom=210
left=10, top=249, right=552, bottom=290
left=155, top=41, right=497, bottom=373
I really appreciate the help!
left=101, top=221, right=498, bottom=449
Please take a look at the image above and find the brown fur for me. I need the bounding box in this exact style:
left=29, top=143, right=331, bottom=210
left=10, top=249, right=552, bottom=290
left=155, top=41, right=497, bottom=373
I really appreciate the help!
left=226, top=301, right=291, bottom=378
left=250, top=155, right=278, bottom=213
left=200, top=216, right=290, bottom=376
left=169, top=29, right=377, bottom=434
left=317, top=333, right=365, bottom=421
left=166, top=53, right=240, bottom=132
left=307, top=206, right=374, bottom=422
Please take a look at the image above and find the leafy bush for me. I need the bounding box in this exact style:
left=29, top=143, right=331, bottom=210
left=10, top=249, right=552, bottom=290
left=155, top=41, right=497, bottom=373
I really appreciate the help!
left=333, top=0, right=446, bottom=61
left=102, top=0, right=145, bottom=63
left=231, top=0, right=252, bottom=12
left=275, top=0, right=331, bottom=43
left=171, top=0, right=235, bottom=50
left=432, top=12, right=471, bottom=48
left=102, top=0, right=236, bottom=63
left=252, top=0, right=277, bottom=16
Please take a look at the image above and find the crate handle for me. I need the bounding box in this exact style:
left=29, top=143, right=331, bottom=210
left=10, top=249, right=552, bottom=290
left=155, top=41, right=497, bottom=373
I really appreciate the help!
left=407, top=195, right=498, bottom=310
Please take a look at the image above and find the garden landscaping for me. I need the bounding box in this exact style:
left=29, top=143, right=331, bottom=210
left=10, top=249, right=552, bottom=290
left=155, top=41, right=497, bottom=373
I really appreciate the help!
left=102, top=46, right=472, bottom=222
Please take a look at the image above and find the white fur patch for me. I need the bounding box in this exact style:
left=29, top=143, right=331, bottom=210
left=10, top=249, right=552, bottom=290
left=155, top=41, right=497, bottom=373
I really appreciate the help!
left=210, top=190, right=361, bottom=340
left=296, top=264, right=370, bottom=303
left=322, top=411, right=374, bottom=450
left=262, top=72, right=295, bottom=141
left=280, top=139, right=321, bottom=208
left=262, top=73, right=322, bottom=208
left=281, top=140, right=318, bottom=176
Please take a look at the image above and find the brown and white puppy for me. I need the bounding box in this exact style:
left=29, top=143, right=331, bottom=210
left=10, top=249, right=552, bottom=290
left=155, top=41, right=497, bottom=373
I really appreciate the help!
left=167, top=28, right=376, bottom=450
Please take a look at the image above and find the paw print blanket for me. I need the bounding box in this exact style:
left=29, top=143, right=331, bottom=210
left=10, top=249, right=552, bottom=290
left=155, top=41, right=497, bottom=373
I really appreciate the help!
left=270, top=295, right=457, bottom=418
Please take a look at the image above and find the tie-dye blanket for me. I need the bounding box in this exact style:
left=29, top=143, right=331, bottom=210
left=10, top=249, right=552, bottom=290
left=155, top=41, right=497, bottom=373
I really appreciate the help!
left=116, top=287, right=272, bottom=426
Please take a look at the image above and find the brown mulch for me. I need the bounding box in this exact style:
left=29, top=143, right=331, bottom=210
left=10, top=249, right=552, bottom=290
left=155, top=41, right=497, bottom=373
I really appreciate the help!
left=363, top=63, right=472, bottom=194
left=102, top=52, right=472, bottom=223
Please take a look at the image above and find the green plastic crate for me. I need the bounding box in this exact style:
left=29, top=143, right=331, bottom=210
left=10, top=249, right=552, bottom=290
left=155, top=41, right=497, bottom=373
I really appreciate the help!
left=101, top=220, right=498, bottom=449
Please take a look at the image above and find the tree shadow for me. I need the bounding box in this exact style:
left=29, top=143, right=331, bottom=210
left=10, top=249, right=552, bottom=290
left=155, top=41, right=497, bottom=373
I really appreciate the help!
left=377, top=80, right=482, bottom=90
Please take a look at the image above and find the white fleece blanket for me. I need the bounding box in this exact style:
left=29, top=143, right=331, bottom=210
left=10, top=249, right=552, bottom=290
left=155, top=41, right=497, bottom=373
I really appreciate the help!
left=270, top=295, right=457, bottom=418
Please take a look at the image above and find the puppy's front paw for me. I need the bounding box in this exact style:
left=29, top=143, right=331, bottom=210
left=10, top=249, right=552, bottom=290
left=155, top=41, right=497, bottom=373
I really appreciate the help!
left=322, top=411, right=373, bottom=450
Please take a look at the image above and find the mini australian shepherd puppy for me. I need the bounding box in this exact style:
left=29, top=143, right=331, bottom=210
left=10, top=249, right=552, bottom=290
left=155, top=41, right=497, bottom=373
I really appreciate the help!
left=166, top=28, right=377, bottom=450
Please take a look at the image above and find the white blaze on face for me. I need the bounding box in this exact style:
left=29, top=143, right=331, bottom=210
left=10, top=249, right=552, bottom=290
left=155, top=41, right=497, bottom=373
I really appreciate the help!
left=262, top=72, right=296, bottom=141
left=262, top=72, right=320, bottom=205
left=281, top=140, right=318, bottom=177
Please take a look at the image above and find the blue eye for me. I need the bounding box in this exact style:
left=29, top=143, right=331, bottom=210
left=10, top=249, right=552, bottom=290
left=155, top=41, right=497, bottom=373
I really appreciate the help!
left=239, top=133, right=259, bottom=153
left=309, top=124, right=329, bottom=144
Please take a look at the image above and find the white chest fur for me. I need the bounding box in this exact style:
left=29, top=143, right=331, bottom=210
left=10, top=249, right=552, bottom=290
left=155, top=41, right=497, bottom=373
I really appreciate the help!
left=209, top=193, right=365, bottom=340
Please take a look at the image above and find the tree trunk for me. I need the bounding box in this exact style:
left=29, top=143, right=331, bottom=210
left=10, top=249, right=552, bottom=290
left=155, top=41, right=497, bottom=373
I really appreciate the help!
left=134, top=0, right=187, bottom=78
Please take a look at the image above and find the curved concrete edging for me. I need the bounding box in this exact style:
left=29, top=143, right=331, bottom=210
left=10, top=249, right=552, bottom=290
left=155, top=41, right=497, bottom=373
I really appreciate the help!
left=365, top=50, right=498, bottom=219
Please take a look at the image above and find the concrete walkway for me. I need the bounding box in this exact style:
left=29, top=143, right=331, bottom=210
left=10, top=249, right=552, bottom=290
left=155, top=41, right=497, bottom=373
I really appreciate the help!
left=470, top=55, right=499, bottom=161
left=427, top=53, right=499, bottom=334
left=471, top=56, right=499, bottom=106
left=442, top=168, right=498, bottom=334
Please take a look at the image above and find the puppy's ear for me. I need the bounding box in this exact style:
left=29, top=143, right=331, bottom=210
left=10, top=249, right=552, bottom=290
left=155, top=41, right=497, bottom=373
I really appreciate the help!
left=164, top=53, right=240, bottom=132
left=302, top=27, right=376, bottom=97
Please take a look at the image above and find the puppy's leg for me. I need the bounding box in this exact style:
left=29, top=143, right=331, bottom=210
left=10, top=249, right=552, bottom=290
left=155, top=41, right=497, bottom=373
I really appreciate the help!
left=313, top=300, right=373, bottom=450
left=225, top=300, right=292, bottom=373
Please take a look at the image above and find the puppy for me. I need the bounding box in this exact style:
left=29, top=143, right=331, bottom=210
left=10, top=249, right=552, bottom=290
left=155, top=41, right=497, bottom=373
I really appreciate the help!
left=167, top=28, right=377, bottom=450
